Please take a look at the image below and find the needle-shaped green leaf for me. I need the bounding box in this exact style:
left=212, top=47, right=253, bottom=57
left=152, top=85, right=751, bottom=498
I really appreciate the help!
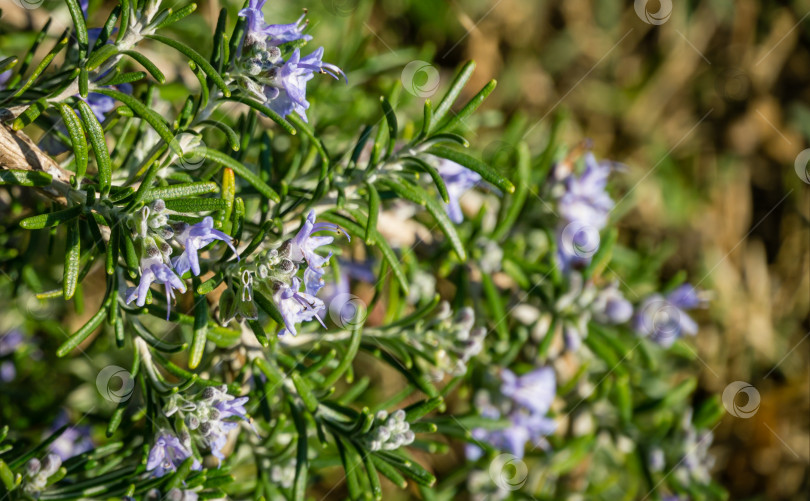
left=428, top=144, right=515, bottom=194
left=377, top=177, right=466, bottom=260
left=20, top=205, right=82, bottom=229
left=164, top=197, right=229, bottom=213
left=121, top=50, right=166, bottom=83
left=189, top=288, right=208, bottom=370
left=433, top=79, right=497, bottom=135
left=430, top=60, right=475, bottom=132
left=7, top=29, right=69, bottom=101
left=56, top=305, right=106, bottom=357
left=58, top=103, right=88, bottom=180
left=144, top=182, right=219, bottom=202
left=226, top=95, right=297, bottom=135
left=95, top=88, right=180, bottom=156
left=0, top=169, right=52, bottom=187
left=77, top=100, right=112, bottom=195
left=401, top=155, right=449, bottom=203
left=146, top=34, right=230, bottom=97
left=63, top=219, right=80, bottom=300
left=86, top=44, right=118, bottom=71
left=153, top=3, right=197, bottom=30
left=364, top=181, right=380, bottom=245
left=191, top=147, right=280, bottom=202
left=65, top=0, right=88, bottom=57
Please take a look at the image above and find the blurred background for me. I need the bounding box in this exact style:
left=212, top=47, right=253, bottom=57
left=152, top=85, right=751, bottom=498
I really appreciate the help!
left=341, top=1, right=810, bottom=498
left=2, top=0, right=808, bottom=498
left=269, top=0, right=810, bottom=498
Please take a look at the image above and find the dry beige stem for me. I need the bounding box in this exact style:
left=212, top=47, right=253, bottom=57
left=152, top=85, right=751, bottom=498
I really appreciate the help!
left=0, top=122, right=75, bottom=204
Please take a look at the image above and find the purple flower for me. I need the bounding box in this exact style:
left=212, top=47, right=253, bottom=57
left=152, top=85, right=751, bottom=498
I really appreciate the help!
left=433, top=158, right=482, bottom=224
left=194, top=386, right=250, bottom=462
left=557, top=152, right=614, bottom=230
left=592, top=282, right=633, bottom=324
left=146, top=433, right=201, bottom=477
left=500, top=367, right=556, bottom=416
left=634, top=284, right=704, bottom=347
left=125, top=245, right=187, bottom=320
left=0, top=330, right=23, bottom=356
left=199, top=420, right=236, bottom=461
left=553, top=151, right=617, bottom=272
left=80, top=0, right=88, bottom=16
left=467, top=368, right=557, bottom=460
left=0, top=330, right=23, bottom=382
left=172, top=217, right=238, bottom=278
left=0, top=69, right=10, bottom=90
left=48, top=411, right=93, bottom=460
left=467, top=409, right=557, bottom=460
left=266, top=48, right=344, bottom=122
left=288, top=210, right=348, bottom=295
left=273, top=277, right=325, bottom=336
left=82, top=93, right=116, bottom=122
left=239, top=0, right=312, bottom=46
left=303, top=266, right=325, bottom=297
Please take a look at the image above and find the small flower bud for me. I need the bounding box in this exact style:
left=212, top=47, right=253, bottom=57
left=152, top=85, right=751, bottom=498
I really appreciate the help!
left=278, top=259, right=295, bottom=273
left=25, top=458, right=41, bottom=476
left=277, top=240, right=292, bottom=258
left=40, top=454, right=61, bottom=477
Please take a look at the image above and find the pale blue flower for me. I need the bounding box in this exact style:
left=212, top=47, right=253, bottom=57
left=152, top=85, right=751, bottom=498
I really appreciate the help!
left=634, top=284, right=703, bottom=347
left=146, top=433, right=201, bottom=478
left=288, top=210, right=348, bottom=295
left=267, top=48, right=344, bottom=122
left=273, top=277, right=325, bottom=336
left=500, top=367, right=556, bottom=416
left=48, top=411, right=93, bottom=461
left=592, top=282, right=633, bottom=324
left=172, top=217, right=237, bottom=278
left=557, top=152, right=614, bottom=230
left=434, top=158, right=481, bottom=224
left=239, top=0, right=312, bottom=46
left=467, top=368, right=557, bottom=460
left=125, top=245, right=186, bottom=320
